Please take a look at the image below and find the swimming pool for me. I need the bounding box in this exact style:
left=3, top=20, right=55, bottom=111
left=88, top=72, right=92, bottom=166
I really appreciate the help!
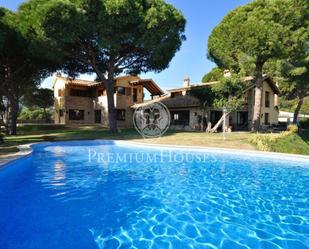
left=0, top=140, right=308, bottom=249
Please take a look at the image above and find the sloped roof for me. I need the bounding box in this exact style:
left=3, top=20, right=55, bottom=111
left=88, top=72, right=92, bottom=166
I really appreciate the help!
left=168, top=75, right=280, bottom=94
left=168, top=81, right=219, bottom=93
left=129, top=78, right=164, bottom=96
left=53, top=75, right=164, bottom=95
left=131, top=95, right=201, bottom=109
left=53, top=76, right=101, bottom=88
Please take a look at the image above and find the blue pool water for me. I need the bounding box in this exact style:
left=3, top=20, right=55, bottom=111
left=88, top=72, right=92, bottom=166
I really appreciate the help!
left=0, top=140, right=309, bottom=249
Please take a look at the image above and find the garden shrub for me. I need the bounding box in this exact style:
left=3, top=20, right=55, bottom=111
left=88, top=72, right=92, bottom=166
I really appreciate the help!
left=287, top=124, right=298, bottom=133
left=18, top=124, right=65, bottom=133
left=249, top=131, right=292, bottom=152
left=299, top=119, right=309, bottom=129
left=18, top=107, right=53, bottom=123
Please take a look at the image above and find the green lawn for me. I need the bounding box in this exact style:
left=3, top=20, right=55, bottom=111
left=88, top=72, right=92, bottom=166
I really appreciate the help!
left=252, top=130, right=309, bottom=155
left=0, top=125, right=308, bottom=157
left=0, top=126, right=139, bottom=156
left=274, top=131, right=309, bottom=155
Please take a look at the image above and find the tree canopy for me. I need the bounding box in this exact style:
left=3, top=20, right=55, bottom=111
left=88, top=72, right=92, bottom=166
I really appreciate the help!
left=263, top=7, right=309, bottom=123
left=18, top=0, right=186, bottom=131
left=23, top=88, right=54, bottom=110
left=0, top=7, right=59, bottom=134
left=191, top=74, right=246, bottom=131
left=208, top=0, right=307, bottom=71
left=208, top=0, right=308, bottom=130
left=202, top=67, right=223, bottom=83
left=211, top=75, right=246, bottom=112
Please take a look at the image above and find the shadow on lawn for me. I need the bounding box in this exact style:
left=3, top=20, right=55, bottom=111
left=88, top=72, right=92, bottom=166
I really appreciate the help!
left=0, top=126, right=180, bottom=151
left=299, top=129, right=309, bottom=145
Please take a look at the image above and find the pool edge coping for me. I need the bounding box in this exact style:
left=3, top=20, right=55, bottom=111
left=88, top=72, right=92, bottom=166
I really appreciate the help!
left=1, top=139, right=309, bottom=167
left=0, top=143, right=34, bottom=167
left=113, top=140, right=309, bottom=161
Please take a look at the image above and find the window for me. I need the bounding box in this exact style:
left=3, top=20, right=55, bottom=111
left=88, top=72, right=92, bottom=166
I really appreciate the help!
left=70, top=89, right=90, bottom=97
left=133, top=88, right=138, bottom=102
left=59, top=109, right=64, bottom=117
left=117, top=87, right=126, bottom=95
left=265, top=91, right=270, bottom=108
left=171, top=110, right=190, bottom=126
left=116, top=109, right=126, bottom=121
left=98, top=89, right=105, bottom=96
left=244, top=92, right=248, bottom=104
left=126, top=88, right=131, bottom=96
left=264, top=113, right=269, bottom=125
left=58, top=89, right=62, bottom=97
left=69, top=109, right=84, bottom=120
left=171, top=92, right=182, bottom=98
left=94, top=110, right=101, bottom=123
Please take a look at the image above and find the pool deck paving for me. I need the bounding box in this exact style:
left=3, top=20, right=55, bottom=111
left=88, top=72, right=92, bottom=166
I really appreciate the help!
left=0, top=144, right=33, bottom=167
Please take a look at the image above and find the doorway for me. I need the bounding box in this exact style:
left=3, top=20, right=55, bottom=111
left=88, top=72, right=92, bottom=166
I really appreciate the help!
left=210, top=111, right=223, bottom=131
left=95, top=110, right=102, bottom=124
left=237, top=111, right=248, bottom=130
left=210, top=111, right=222, bottom=124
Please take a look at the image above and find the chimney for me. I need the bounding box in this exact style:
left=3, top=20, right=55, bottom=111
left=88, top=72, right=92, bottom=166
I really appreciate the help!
left=183, top=77, right=190, bottom=87
left=224, top=69, right=231, bottom=78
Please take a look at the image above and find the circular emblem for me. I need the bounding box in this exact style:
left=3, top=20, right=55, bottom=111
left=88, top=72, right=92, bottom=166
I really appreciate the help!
left=133, top=102, right=170, bottom=138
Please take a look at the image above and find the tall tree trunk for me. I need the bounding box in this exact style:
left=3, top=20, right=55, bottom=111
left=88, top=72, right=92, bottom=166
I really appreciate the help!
left=3, top=105, right=9, bottom=135
left=210, top=112, right=231, bottom=133
left=105, top=82, right=117, bottom=133
left=7, top=97, right=19, bottom=135
left=43, top=108, right=48, bottom=123
left=0, top=97, right=5, bottom=131
left=0, top=110, right=3, bottom=141
left=293, top=97, right=304, bottom=124
left=252, top=63, right=264, bottom=131
left=91, top=63, right=118, bottom=133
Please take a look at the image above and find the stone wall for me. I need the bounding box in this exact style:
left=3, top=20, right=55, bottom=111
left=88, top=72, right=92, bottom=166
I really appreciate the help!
left=54, top=75, right=145, bottom=127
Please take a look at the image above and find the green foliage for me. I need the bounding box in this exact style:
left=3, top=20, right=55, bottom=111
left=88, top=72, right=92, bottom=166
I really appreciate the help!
left=19, top=0, right=186, bottom=131
left=0, top=6, right=59, bottom=134
left=18, top=107, right=53, bottom=122
left=191, top=74, right=246, bottom=112
left=17, top=124, right=65, bottom=133
left=190, top=87, right=215, bottom=107
left=211, top=75, right=245, bottom=111
left=280, top=97, right=309, bottom=114
left=208, top=0, right=308, bottom=78
left=263, top=10, right=308, bottom=103
left=212, top=97, right=244, bottom=113
left=287, top=124, right=299, bottom=133
left=208, top=0, right=308, bottom=129
left=202, top=67, right=223, bottom=82
left=23, top=88, right=54, bottom=110
left=280, top=50, right=309, bottom=100
left=19, top=0, right=186, bottom=76
left=1, top=7, right=58, bottom=86
left=249, top=130, right=309, bottom=155
left=0, top=132, right=4, bottom=142
left=208, top=0, right=307, bottom=72
left=301, top=99, right=309, bottom=114
left=299, top=119, right=309, bottom=129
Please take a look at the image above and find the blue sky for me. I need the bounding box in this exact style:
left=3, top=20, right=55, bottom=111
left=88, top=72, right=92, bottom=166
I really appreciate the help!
left=1, top=0, right=251, bottom=92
